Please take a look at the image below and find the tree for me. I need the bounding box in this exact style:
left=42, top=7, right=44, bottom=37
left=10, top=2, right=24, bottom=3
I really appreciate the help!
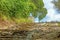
left=53, top=0, right=60, bottom=13
left=0, top=0, right=47, bottom=23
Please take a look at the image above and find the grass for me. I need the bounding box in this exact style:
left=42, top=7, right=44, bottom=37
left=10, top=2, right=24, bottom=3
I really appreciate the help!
left=58, top=22, right=60, bottom=27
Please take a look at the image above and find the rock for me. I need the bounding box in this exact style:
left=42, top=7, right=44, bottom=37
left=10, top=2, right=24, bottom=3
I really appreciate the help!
left=0, top=23, right=60, bottom=40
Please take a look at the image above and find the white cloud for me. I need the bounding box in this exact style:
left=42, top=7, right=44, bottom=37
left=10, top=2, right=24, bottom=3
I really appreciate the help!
left=41, top=0, right=60, bottom=22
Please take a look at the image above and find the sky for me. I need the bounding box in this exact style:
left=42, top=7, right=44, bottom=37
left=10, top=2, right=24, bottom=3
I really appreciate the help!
left=35, top=0, right=60, bottom=22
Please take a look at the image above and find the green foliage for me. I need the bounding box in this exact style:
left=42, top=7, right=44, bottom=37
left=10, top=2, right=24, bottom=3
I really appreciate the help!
left=53, top=0, right=60, bottom=10
left=31, top=0, right=47, bottom=20
left=58, top=22, right=60, bottom=27
left=0, top=0, right=47, bottom=23
left=14, top=18, right=33, bottom=23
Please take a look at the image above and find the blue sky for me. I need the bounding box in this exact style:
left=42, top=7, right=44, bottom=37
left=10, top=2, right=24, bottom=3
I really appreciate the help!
left=35, top=0, right=60, bottom=22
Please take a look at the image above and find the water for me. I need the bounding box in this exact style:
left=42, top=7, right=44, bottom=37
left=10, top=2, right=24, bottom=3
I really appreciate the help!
left=35, top=0, right=60, bottom=22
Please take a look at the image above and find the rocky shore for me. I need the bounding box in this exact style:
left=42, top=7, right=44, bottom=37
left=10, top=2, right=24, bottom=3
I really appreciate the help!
left=0, top=22, right=60, bottom=40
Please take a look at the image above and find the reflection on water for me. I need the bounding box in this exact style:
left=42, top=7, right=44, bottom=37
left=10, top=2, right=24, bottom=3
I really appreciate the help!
left=38, top=0, right=60, bottom=22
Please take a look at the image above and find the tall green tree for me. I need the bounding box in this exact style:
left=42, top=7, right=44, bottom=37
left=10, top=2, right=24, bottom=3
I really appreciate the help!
left=0, top=0, right=47, bottom=22
left=53, top=0, right=60, bottom=11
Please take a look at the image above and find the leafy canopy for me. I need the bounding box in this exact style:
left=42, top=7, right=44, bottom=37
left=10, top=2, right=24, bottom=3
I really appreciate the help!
left=0, top=0, right=47, bottom=22
left=53, top=0, right=60, bottom=12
